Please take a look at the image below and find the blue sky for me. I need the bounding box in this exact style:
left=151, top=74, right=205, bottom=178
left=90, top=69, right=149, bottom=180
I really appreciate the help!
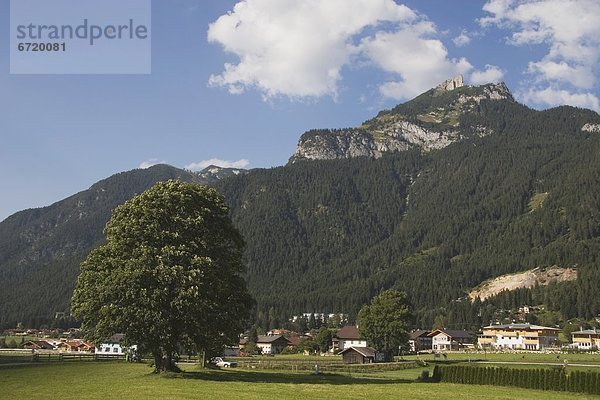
left=1, top=0, right=600, bottom=221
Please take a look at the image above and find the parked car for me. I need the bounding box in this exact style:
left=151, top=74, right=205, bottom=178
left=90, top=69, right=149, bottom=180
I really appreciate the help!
left=212, top=357, right=237, bottom=368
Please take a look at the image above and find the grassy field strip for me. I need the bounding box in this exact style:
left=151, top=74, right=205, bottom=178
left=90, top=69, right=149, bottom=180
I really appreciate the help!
left=1, top=362, right=599, bottom=400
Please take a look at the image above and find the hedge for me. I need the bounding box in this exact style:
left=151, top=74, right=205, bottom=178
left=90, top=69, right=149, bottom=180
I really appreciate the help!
left=432, top=365, right=600, bottom=395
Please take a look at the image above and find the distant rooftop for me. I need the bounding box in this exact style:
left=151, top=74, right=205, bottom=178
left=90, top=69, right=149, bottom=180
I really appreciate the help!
left=257, top=335, right=290, bottom=344
left=335, top=326, right=362, bottom=340
left=428, top=329, right=473, bottom=339
left=409, top=330, right=430, bottom=339
left=340, top=346, right=375, bottom=358
left=572, top=329, right=600, bottom=335
left=483, top=323, right=560, bottom=331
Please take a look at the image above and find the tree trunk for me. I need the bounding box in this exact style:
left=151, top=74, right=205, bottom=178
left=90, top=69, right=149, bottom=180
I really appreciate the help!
left=153, top=352, right=163, bottom=373
left=198, top=348, right=205, bottom=368
left=166, top=350, right=174, bottom=371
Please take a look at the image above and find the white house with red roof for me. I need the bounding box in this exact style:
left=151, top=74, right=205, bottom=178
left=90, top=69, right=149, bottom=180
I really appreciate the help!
left=332, top=326, right=367, bottom=352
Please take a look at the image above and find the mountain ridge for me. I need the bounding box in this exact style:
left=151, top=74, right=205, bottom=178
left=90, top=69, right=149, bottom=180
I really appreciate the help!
left=1, top=79, right=600, bottom=329
left=289, top=78, right=516, bottom=163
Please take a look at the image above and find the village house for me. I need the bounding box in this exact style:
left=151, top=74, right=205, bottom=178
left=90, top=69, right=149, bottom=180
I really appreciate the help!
left=408, top=330, right=431, bottom=353
left=256, top=335, right=291, bottom=355
left=332, top=326, right=367, bottom=352
left=21, top=340, right=55, bottom=350
left=56, top=340, right=95, bottom=352
left=571, top=328, right=600, bottom=351
left=429, top=329, right=474, bottom=351
left=340, top=346, right=376, bottom=364
left=95, top=333, right=134, bottom=356
left=478, top=323, right=560, bottom=350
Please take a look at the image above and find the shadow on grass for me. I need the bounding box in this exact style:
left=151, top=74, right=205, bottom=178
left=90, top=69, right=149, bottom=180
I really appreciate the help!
left=160, top=369, right=416, bottom=385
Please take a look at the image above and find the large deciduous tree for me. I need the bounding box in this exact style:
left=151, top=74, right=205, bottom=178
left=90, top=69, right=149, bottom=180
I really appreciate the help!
left=72, top=180, right=254, bottom=372
left=314, top=327, right=333, bottom=353
left=357, top=289, right=412, bottom=361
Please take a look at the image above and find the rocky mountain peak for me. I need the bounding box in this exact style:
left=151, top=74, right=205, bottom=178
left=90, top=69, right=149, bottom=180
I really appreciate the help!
left=478, top=81, right=512, bottom=101
left=435, top=75, right=464, bottom=92
left=289, top=79, right=516, bottom=164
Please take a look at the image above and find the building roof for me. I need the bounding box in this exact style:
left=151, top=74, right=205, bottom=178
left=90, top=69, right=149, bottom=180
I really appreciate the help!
left=428, top=329, right=473, bottom=339
left=340, top=346, right=376, bottom=358
left=335, top=326, right=362, bottom=340
left=482, top=323, right=560, bottom=331
left=99, top=333, right=125, bottom=344
left=572, top=329, right=600, bottom=336
left=23, top=340, right=55, bottom=349
left=287, top=336, right=301, bottom=346
left=286, top=335, right=310, bottom=346
left=257, top=335, right=291, bottom=344
left=409, top=330, right=430, bottom=339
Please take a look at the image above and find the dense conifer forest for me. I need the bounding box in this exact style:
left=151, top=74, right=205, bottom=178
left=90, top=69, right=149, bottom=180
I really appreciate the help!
left=1, top=91, right=599, bottom=332
left=216, top=99, right=600, bottom=330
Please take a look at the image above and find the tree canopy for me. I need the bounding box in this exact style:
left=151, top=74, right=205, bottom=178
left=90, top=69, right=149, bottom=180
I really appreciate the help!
left=71, top=180, right=254, bottom=372
left=358, top=290, right=412, bottom=360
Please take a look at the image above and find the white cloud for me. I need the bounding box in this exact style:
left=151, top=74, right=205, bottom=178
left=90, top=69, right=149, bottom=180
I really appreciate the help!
left=453, top=31, right=471, bottom=47
left=139, top=159, right=167, bottom=169
left=208, top=0, right=474, bottom=102
left=469, top=64, right=505, bottom=85
left=527, top=60, right=595, bottom=89
left=359, top=22, right=473, bottom=100
left=521, top=87, right=600, bottom=113
left=208, top=0, right=416, bottom=100
left=480, top=0, right=600, bottom=110
left=185, top=158, right=250, bottom=171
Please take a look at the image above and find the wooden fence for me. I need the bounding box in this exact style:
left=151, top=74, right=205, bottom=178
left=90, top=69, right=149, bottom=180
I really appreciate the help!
left=235, top=358, right=422, bottom=373
left=0, top=349, right=125, bottom=364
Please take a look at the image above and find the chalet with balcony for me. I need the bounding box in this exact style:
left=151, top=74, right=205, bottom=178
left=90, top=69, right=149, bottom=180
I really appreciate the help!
left=429, top=329, right=474, bottom=351
left=478, top=323, right=560, bottom=350
left=408, top=329, right=431, bottom=352
left=332, top=326, right=367, bottom=352
left=256, top=335, right=292, bottom=355
left=571, top=328, right=599, bottom=351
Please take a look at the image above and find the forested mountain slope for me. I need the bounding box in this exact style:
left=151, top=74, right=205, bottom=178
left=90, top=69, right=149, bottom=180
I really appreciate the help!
left=217, top=100, right=600, bottom=328
left=0, top=165, right=202, bottom=327
left=1, top=82, right=599, bottom=330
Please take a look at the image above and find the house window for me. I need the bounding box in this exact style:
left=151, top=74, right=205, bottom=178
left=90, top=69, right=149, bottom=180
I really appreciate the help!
left=104, top=347, right=110, bottom=352
left=113, top=347, right=119, bottom=353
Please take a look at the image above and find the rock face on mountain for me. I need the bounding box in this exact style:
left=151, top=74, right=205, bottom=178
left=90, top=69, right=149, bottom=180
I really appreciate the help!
left=582, top=123, right=600, bottom=133
left=194, top=165, right=247, bottom=182
left=289, top=79, right=513, bottom=163
left=468, top=266, right=578, bottom=302
left=435, top=75, right=464, bottom=92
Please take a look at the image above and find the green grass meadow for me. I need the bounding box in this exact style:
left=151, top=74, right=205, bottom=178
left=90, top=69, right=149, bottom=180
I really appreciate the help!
left=1, top=361, right=599, bottom=400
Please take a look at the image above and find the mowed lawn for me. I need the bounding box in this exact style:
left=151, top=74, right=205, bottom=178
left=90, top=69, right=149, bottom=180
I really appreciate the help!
left=1, top=362, right=599, bottom=400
